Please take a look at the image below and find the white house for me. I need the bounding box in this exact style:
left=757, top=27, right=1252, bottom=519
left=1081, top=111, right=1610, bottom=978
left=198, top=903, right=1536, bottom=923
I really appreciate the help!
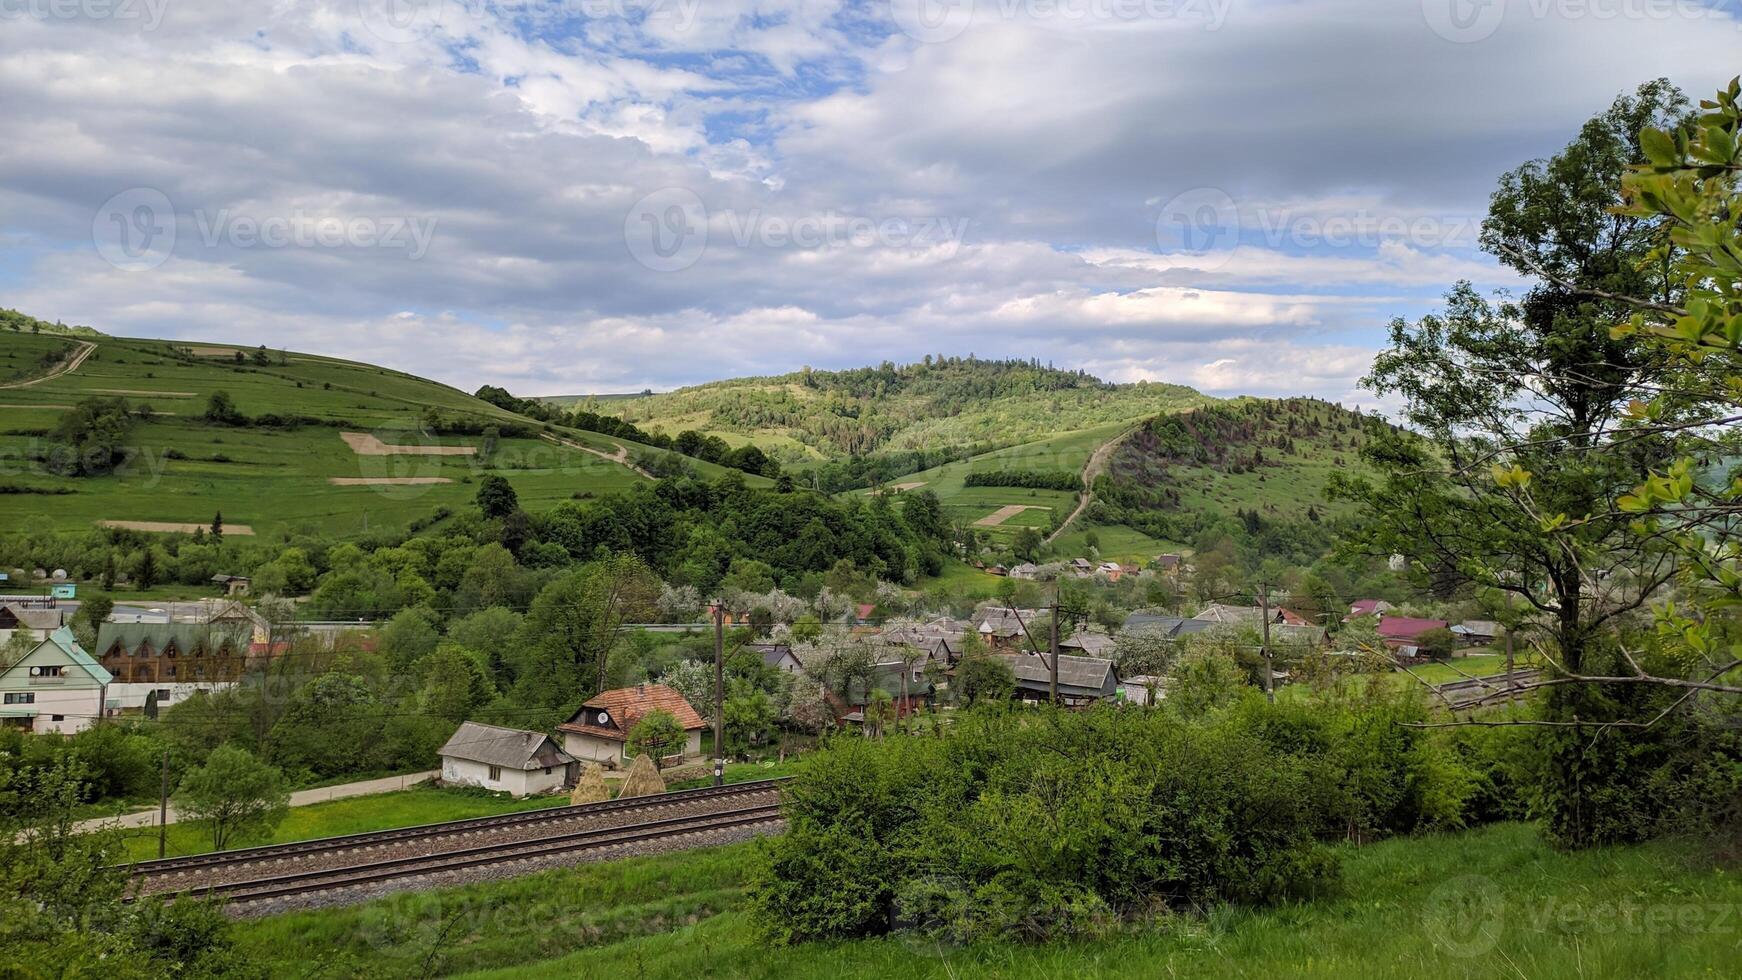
left=558, top=684, right=706, bottom=768
left=438, top=721, right=576, bottom=797
left=0, top=627, right=111, bottom=735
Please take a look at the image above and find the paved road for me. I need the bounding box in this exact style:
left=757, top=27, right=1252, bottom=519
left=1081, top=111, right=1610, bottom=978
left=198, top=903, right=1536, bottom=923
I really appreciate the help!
left=0, top=340, right=97, bottom=390
left=74, top=770, right=439, bottom=834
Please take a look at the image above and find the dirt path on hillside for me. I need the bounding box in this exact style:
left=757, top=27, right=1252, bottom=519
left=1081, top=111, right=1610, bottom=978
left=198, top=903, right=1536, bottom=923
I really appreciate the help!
left=0, top=341, right=97, bottom=390
left=541, top=433, right=655, bottom=479
left=327, top=477, right=455, bottom=486
left=1044, top=426, right=1133, bottom=546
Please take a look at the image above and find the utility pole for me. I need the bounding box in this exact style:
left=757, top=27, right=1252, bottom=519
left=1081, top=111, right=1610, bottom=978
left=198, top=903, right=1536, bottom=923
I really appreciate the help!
left=1048, top=593, right=1060, bottom=705
left=1259, top=585, right=1275, bottom=704
left=157, top=748, right=169, bottom=859
left=712, top=600, right=724, bottom=787
left=1505, top=629, right=1516, bottom=707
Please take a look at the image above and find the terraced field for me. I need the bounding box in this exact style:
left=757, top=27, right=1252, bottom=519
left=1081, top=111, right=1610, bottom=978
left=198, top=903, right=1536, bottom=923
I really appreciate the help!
left=0, top=335, right=752, bottom=537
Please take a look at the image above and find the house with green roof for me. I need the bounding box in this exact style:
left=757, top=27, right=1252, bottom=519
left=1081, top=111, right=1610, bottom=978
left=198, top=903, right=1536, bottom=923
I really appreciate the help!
left=0, top=627, right=112, bottom=735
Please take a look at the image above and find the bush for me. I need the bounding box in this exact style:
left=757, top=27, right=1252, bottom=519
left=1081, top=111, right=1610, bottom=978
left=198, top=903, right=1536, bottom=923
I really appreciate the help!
left=749, top=706, right=1347, bottom=945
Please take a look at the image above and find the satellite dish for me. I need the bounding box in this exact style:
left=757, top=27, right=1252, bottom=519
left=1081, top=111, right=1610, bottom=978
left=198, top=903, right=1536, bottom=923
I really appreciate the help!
left=596, top=710, right=610, bottom=725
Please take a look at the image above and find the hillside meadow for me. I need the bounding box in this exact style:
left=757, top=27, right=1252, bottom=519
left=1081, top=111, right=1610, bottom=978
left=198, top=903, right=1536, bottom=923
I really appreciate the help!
left=0, top=336, right=753, bottom=538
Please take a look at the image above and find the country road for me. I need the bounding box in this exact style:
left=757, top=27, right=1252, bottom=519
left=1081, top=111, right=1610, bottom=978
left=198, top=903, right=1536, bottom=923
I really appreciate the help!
left=541, top=432, right=656, bottom=480
left=0, top=340, right=97, bottom=390
left=1044, top=426, right=1132, bottom=546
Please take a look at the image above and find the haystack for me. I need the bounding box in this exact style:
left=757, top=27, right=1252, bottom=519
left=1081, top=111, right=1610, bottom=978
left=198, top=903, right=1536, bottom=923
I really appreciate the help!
left=570, top=762, right=610, bottom=805
left=616, top=753, right=667, bottom=799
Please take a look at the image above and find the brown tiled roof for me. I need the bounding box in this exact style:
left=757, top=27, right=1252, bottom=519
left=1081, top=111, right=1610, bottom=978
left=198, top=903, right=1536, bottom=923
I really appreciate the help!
left=558, top=683, right=706, bottom=742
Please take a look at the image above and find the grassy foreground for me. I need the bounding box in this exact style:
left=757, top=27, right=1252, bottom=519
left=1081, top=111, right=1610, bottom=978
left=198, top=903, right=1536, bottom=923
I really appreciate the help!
left=230, top=821, right=1742, bottom=978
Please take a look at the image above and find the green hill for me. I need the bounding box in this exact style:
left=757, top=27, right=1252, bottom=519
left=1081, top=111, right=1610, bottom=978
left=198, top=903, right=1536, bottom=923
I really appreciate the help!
left=0, top=333, right=755, bottom=539
left=549, top=357, right=1211, bottom=466
left=1090, top=398, right=1394, bottom=545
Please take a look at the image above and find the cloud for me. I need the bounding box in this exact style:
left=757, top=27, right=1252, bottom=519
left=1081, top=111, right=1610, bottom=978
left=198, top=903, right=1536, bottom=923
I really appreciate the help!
left=0, top=0, right=1735, bottom=412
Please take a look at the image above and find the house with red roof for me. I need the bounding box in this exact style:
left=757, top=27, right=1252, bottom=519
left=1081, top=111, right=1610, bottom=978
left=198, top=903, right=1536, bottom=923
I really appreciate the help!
left=1376, top=616, right=1449, bottom=650
left=558, top=683, right=707, bottom=768
left=1343, top=599, right=1396, bottom=623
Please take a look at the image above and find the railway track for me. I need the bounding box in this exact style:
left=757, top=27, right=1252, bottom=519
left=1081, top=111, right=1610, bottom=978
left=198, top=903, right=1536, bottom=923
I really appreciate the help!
left=127, top=778, right=789, bottom=914
left=1431, top=669, right=1542, bottom=707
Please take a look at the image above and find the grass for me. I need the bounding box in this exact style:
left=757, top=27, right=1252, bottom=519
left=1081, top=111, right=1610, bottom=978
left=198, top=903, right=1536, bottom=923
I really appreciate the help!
left=227, top=821, right=1742, bottom=979
left=0, top=336, right=759, bottom=538
left=112, top=785, right=568, bottom=862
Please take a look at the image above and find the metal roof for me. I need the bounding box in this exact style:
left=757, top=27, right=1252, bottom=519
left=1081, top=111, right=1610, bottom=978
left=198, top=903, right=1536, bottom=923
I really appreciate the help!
left=438, top=722, right=574, bottom=771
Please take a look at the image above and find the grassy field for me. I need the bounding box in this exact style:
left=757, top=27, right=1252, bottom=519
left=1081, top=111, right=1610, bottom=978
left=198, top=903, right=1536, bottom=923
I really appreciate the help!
left=0, top=335, right=756, bottom=538
left=228, top=821, right=1742, bottom=979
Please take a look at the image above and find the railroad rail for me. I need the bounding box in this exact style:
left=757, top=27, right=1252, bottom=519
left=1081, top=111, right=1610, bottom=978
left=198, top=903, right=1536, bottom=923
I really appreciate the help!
left=126, top=778, right=789, bottom=913
left=1431, top=669, right=1542, bottom=707
left=184, top=803, right=784, bottom=913
left=126, top=777, right=788, bottom=882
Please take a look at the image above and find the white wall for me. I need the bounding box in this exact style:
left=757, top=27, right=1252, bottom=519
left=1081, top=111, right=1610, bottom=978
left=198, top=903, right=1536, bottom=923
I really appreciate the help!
left=107, top=682, right=236, bottom=711
left=440, top=756, right=566, bottom=797
left=562, top=730, right=703, bottom=767
left=5, top=686, right=104, bottom=735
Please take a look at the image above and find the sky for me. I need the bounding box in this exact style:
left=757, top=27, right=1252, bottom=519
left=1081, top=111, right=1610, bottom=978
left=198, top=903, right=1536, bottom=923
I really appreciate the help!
left=0, top=0, right=1737, bottom=406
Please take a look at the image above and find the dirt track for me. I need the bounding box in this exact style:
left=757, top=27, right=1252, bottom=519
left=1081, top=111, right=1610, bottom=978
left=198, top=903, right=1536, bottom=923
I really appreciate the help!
left=0, top=341, right=97, bottom=390
left=540, top=433, right=654, bottom=479
left=1044, top=426, right=1132, bottom=546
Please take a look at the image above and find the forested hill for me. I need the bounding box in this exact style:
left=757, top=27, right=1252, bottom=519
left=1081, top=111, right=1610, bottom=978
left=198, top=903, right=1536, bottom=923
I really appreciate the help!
left=545, top=357, right=1211, bottom=463
left=1091, top=398, right=1400, bottom=547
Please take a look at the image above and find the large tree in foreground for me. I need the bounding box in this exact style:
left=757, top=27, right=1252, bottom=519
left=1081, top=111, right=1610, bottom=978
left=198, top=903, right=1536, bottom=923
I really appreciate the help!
left=1336, top=81, right=1695, bottom=677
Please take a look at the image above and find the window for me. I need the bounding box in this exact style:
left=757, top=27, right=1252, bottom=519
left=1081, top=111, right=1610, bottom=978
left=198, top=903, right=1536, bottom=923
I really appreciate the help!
left=155, top=689, right=171, bottom=701
left=543, top=767, right=551, bottom=775
left=487, top=765, right=502, bottom=781
left=28, top=665, right=62, bottom=678
left=3, top=693, right=34, bottom=705
left=51, top=714, right=64, bottom=722
left=165, top=665, right=177, bottom=678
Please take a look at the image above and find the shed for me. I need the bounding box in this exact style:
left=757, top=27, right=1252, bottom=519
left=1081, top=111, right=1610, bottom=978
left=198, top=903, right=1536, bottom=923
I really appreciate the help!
left=438, top=722, right=575, bottom=797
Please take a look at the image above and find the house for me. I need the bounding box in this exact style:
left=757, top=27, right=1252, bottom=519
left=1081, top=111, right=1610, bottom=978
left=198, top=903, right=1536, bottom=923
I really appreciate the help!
left=1008, top=563, right=1041, bottom=581
left=0, top=602, right=63, bottom=646
left=0, top=628, right=111, bottom=735
left=211, top=574, right=252, bottom=597
left=1059, top=630, right=1116, bottom=657
left=1122, top=612, right=1215, bottom=641
left=838, top=658, right=936, bottom=724
left=1096, top=561, right=1131, bottom=582
left=1068, top=558, right=1095, bottom=577
left=854, top=603, right=878, bottom=625
left=745, top=642, right=803, bottom=673
left=93, top=621, right=249, bottom=712
left=1152, top=554, right=1184, bottom=579
left=975, top=607, right=1041, bottom=651
left=558, top=684, right=707, bottom=768
left=1343, top=599, right=1396, bottom=622
left=438, top=721, right=575, bottom=797
left=1377, top=616, right=1450, bottom=650
left=1188, top=604, right=1327, bottom=646
left=1451, top=620, right=1503, bottom=646
left=993, top=653, right=1118, bottom=705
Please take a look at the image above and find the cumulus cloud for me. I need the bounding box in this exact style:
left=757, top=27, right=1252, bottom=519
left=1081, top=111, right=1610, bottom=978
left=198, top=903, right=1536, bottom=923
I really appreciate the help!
left=0, top=0, right=1735, bottom=407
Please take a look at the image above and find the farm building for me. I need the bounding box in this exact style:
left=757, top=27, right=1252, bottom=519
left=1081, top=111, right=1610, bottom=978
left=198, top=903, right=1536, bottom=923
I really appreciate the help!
left=1059, top=630, right=1116, bottom=657
left=559, top=684, right=707, bottom=768
left=0, top=628, right=111, bottom=735
left=210, top=574, right=252, bottom=597
left=1343, top=599, right=1396, bottom=622
left=438, top=722, right=575, bottom=797
left=1452, top=620, right=1503, bottom=646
